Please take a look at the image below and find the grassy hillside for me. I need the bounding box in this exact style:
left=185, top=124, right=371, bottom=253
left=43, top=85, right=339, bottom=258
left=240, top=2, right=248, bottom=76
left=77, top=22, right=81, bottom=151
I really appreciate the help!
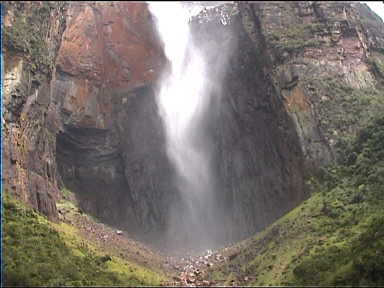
left=3, top=194, right=167, bottom=286
left=206, top=114, right=384, bottom=286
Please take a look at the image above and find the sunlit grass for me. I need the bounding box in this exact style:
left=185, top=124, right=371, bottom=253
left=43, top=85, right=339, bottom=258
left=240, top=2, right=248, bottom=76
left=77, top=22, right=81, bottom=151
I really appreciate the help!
left=207, top=114, right=384, bottom=286
left=3, top=193, right=167, bottom=286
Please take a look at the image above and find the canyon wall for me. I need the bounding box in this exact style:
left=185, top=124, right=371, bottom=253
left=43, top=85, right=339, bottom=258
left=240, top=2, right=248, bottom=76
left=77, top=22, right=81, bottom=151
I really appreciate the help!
left=52, top=2, right=174, bottom=237
left=3, top=1, right=67, bottom=220
left=3, top=1, right=384, bottom=248
left=251, top=1, right=384, bottom=170
left=187, top=4, right=305, bottom=243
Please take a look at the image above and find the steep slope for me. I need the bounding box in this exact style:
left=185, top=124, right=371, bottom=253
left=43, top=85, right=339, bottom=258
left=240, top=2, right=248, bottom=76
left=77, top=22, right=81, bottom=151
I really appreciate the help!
left=248, top=1, right=384, bottom=170
left=3, top=1, right=67, bottom=220
left=3, top=193, right=168, bottom=286
left=205, top=113, right=384, bottom=286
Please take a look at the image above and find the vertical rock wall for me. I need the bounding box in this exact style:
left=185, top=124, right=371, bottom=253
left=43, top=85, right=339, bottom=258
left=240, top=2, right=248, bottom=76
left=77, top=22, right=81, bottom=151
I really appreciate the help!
left=3, top=2, right=67, bottom=220
left=251, top=1, right=384, bottom=171
left=4, top=1, right=383, bottom=249
left=53, top=2, right=174, bottom=236
left=187, top=3, right=305, bottom=244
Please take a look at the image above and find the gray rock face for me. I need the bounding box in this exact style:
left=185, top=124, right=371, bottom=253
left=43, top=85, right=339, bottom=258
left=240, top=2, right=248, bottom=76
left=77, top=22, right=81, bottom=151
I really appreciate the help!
left=56, top=3, right=306, bottom=250
left=5, top=1, right=383, bottom=251
left=56, top=85, right=180, bottom=239
left=186, top=4, right=306, bottom=245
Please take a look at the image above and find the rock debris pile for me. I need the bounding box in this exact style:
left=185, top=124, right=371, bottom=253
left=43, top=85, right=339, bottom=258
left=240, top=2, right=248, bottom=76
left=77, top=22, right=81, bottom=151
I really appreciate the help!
left=164, top=249, right=228, bottom=286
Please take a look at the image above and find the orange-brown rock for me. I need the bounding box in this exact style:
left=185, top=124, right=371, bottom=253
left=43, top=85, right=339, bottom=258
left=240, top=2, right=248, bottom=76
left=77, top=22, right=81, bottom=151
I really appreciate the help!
left=55, top=1, right=166, bottom=128
left=57, top=2, right=164, bottom=88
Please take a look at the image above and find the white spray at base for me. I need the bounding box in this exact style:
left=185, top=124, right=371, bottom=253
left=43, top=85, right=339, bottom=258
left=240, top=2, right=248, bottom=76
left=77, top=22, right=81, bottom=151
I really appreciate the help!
left=148, top=2, right=217, bottom=250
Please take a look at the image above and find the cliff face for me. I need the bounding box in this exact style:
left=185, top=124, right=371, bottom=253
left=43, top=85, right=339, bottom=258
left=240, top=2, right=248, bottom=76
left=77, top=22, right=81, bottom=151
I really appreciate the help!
left=52, top=2, right=174, bottom=236
left=4, top=1, right=384, bottom=248
left=186, top=4, right=306, bottom=244
left=53, top=1, right=306, bottom=247
left=3, top=1, right=67, bottom=220
left=248, top=1, right=384, bottom=171
left=3, top=1, right=171, bottom=230
left=54, top=2, right=165, bottom=128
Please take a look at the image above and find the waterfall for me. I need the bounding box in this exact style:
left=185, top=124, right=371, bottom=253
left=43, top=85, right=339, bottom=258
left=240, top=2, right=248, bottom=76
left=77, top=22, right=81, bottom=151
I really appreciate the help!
left=148, top=2, right=217, bottom=250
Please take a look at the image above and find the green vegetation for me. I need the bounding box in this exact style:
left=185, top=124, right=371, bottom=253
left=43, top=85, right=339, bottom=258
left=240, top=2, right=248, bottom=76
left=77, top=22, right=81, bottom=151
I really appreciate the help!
left=272, top=38, right=321, bottom=54
left=61, top=187, right=73, bottom=199
left=368, top=56, right=384, bottom=79
left=312, top=78, right=384, bottom=140
left=3, top=194, right=166, bottom=286
left=4, top=2, right=67, bottom=75
left=291, top=115, right=384, bottom=285
left=207, top=114, right=384, bottom=286
left=266, top=23, right=325, bottom=54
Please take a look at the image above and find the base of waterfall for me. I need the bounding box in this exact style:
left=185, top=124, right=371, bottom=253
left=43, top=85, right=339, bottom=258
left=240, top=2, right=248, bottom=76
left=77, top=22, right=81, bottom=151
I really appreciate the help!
left=55, top=192, right=234, bottom=287
left=4, top=116, right=384, bottom=287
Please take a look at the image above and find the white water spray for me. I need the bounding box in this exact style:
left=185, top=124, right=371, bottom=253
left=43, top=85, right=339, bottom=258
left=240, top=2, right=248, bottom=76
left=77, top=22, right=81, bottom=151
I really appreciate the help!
left=148, top=2, right=217, bottom=249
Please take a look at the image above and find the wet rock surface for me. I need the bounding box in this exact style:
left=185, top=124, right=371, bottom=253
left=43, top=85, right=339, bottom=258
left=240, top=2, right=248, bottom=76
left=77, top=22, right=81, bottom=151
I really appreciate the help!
left=185, top=2, right=306, bottom=244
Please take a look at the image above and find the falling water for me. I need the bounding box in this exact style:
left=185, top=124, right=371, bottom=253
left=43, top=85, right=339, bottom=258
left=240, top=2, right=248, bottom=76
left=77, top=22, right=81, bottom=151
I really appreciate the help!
left=148, top=2, right=217, bottom=250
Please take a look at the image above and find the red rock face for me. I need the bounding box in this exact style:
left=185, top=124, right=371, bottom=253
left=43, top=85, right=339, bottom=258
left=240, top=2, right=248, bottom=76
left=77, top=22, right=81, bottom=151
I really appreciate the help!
left=55, top=2, right=166, bottom=128
left=57, top=2, right=164, bottom=88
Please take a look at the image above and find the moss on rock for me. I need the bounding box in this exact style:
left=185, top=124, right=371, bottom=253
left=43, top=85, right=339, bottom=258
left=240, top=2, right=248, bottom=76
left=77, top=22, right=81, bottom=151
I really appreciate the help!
left=265, top=23, right=325, bottom=54
left=296, top=77, right=384, bottom=152
left=4, top=1, right=67, bottom=76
